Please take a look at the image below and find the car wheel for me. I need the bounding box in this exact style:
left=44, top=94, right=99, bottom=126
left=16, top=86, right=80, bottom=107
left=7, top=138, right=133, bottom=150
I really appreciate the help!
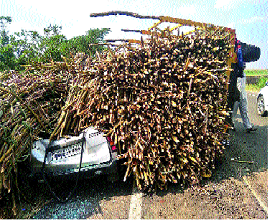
left=257, top=95, right=267, bottom=116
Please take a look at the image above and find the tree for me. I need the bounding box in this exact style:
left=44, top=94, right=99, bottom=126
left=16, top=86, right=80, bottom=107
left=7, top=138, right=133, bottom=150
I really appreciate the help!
left=0, top=16, right=12, bottom=46
left=36, top=24, right=66, bottom=62
left=0, top=17, right=111, bottom=71
left=40, top=27, right=110, bottom=62
left=0, top=16, right=16, bottom=70
left=66, top=28, right=110, bottom=57
left=11, top=29, right=43, bottom=66
left=44, top=24, right=62, bottom=38
left=0, top=44, right=16, bottom=70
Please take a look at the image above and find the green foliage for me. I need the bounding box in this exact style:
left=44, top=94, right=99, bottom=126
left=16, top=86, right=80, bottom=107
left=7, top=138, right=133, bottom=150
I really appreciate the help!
left=43, top=24, right=62, bottom=37
left=0, top=16, right=16, bottom=70
left=245, top=69, right=268, bottom=76
left=0, top=16, right=12, bottom=46
left=257, top=76, right=268, bottom=88
left=0, top=44, right=16, bottom=70
left=11, top=29, right=43, bottom=67
left=0, top=17, right=110, bottom=71
left=40, top=34, right=68, bottom=62
left=66, top=28, right=110, bottom=56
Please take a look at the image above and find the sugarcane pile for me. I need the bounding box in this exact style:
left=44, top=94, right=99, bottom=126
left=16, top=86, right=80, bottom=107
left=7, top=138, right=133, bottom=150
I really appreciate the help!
left=0, top=64, right=70, bottom=195
left=0, top=28, right=232, bottom=196
left=51, top=29, right=231, bottom=190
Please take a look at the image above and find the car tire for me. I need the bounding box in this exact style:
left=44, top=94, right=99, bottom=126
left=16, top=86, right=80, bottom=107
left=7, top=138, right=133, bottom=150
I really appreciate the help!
left=257, top=95, right=267, bottom=117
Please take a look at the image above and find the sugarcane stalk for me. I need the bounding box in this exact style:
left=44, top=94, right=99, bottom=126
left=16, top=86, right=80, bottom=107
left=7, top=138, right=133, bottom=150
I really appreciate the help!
left=0, top=86, right=48, bottom=132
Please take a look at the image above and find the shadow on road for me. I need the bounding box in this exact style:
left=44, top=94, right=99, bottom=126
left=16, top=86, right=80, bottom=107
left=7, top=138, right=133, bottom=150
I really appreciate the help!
left=29, top=174, right=133, bottom=219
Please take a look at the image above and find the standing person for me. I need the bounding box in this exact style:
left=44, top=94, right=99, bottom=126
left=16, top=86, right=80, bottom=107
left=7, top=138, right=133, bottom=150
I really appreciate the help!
left=232, top=69, right=257, bottom=133
left=227, top=39, right=260, bottom=132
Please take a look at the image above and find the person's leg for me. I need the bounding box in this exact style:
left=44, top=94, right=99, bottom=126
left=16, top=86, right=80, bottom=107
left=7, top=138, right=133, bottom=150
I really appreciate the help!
left=239, top=97, right=252, bottom=129
left=239, top=76, right=256, bottom=132
left=232, top=101, right=239, bottom=130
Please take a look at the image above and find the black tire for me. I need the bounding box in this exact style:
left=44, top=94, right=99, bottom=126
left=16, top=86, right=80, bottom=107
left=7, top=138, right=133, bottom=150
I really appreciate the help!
left=257, top=95, right=267, bottom=117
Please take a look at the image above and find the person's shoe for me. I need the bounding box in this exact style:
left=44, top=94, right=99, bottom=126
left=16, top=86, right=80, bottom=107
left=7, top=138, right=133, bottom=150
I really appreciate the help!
left=246, top=127, right=257, bottom=133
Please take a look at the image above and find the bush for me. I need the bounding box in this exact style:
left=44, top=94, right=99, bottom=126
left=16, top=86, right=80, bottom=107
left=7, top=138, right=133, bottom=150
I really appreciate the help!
left=257, top=76, right=268, bottom=89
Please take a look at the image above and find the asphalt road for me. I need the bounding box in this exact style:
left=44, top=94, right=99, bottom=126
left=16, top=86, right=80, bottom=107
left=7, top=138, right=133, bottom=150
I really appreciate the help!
left=18, top=91, right=268, bottom=219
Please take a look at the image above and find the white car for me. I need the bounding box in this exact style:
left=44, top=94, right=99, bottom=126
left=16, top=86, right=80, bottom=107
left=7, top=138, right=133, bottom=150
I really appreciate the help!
left=30, top=127, right=119, bottom=180
left=257, top=81, right=268, bottom=116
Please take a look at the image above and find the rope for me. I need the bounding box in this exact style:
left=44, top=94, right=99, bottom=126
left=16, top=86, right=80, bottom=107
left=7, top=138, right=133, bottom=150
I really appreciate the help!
left=41, top=133, right=86, bottom=203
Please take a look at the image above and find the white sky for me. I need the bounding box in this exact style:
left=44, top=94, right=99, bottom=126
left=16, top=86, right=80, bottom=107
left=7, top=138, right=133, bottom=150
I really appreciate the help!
left=1, top=0, right=269, bottom=69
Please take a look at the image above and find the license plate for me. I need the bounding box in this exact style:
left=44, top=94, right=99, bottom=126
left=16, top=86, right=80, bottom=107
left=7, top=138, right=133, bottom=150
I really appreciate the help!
left=48, top=143, right=82, bottom=162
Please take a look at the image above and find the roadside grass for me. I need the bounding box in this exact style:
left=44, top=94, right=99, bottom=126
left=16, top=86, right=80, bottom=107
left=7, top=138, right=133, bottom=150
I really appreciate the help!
left=245, top=84, right=260, bottom=92
left=245, top=69, right=268, bottom=76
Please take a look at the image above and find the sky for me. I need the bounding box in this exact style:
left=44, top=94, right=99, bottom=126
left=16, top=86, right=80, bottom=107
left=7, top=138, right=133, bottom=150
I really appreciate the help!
left=0, top=0, right=268, bottom=69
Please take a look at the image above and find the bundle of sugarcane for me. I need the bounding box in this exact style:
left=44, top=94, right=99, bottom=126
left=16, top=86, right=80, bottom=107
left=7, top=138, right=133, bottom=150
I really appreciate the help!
left=54, top=29, right=231, bottom=190
left=0, top=62, right=75, bottom=196
left=0, top=55, right=100, bottom=216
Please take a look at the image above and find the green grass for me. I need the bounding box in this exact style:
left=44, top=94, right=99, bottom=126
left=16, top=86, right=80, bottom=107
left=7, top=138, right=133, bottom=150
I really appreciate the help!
left=245, top=84, right=260, bottom=92
left=245, top=69, right=268, bottom=76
